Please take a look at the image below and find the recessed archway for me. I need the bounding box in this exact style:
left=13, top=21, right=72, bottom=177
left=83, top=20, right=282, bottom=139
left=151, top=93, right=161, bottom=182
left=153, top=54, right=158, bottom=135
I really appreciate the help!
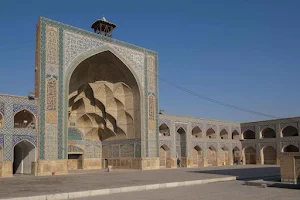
left=176, top=127, right=186, bottom=162
left=192, top=126, right=202, bottom=138
left=244, top=146, right=256, bottom=164
left=282, top=126, right=298, bottom=137
left=232, top=130, right=240, bottom=140
left=13, top=140, right=36, bottom=175
left=232, top=146, right=241, bottom=164
left=192, top=146, right=202, bottom=167
left=220, top=129, right=228, bottom=139
left=282, top=145, right=299, bottom=152
left=261, top=128, right=276, bottom=138
left=207, top=146, right=217, bottom=166
left=14, top=110, right=35, bottom=129
left=220, top=146, right=229, bottom=165
left=206, top=128, right=216, bottom=139
left=262, top=146, right=276, bottom=165
left=159, top=144, right=170, bottom=168
left=243, top=130, right=255, bottom=139
left=159, top=123, right=170, bottom=136
left=68, top=50, right=141, bottom=143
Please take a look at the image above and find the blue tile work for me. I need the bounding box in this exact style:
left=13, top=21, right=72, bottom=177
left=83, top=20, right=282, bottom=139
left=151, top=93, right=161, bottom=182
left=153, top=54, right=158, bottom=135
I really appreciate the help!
left=68, top=145, right=83, bottom=152
left=0, top=95, right=37, bottom=161
left=13, top=104, right=38, bottom=116
left=0, top=135, right=4, bottom=148
left=68, top=128, right=83, bottom=140
left=39, top=20, right=46, bottom=160
left=58, top=27, right=64, bottom=159
left=38, top=17, right=157, bottom=161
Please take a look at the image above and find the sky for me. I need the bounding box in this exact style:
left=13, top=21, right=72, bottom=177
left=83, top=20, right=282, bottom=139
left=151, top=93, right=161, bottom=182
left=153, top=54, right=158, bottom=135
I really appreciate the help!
left=0, top=0, right=299, bottom=122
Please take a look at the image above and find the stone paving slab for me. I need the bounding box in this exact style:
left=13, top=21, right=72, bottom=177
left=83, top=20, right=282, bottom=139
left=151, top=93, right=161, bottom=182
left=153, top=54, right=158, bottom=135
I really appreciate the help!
left=0, top=165, right=279, bottom=199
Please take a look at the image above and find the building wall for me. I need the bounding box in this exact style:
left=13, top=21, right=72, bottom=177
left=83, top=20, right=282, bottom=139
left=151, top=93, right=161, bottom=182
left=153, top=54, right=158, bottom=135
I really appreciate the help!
left=241, top=117, right=300, bottom=165
left=158, top=113, right=242, bottom=168
left=0, top=94, right=38, bottom=176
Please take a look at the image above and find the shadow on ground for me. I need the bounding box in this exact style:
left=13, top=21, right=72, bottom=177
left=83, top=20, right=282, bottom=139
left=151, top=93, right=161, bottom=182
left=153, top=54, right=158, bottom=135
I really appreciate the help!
left=189, top=166, right=280, bottom=181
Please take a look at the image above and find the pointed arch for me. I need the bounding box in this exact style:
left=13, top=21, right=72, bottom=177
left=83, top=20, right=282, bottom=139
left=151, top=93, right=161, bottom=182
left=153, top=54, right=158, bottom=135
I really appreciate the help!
left=159, top=144, right=171, bottom=168
left=207, top=145, right=217, bottom=166
left=243, top=146, right=256, bottom=164
left=220, top=129, right=228, bottom=139
left=13, top=140, right=36, bottom=174
left=232, top=130, right=240, bottom=140
left=192, top=126, right=202, bottom=138
left=206, top=128, right=216, bottom=139
left=192, top=145, right=203, bottom=167
left=159, top=123, right=170, bottom=136
left=14, top=109, right=36, bottom=129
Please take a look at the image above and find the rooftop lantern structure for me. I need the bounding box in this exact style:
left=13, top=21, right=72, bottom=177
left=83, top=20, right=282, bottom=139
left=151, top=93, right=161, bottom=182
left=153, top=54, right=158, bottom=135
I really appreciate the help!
left=91, top=16, right=116, bottom=37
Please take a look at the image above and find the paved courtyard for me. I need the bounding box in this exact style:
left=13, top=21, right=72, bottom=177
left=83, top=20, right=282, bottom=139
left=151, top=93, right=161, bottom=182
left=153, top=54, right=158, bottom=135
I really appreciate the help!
left=0, top=165, right=279, bottom=199
left=76, top=180, right=300, bottom=200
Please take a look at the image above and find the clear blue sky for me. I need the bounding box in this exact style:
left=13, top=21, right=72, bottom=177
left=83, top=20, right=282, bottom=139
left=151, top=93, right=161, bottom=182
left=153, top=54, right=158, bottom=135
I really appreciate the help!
left=0, top=0, right=299, bottom=122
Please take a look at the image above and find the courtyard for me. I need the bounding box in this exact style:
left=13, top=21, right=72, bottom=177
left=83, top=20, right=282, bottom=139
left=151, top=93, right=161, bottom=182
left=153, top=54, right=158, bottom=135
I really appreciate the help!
left=0, top=165, right=280, bottom=199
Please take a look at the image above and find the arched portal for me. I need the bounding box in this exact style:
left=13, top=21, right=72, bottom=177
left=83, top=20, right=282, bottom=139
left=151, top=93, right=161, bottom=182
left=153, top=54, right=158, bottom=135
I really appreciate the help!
left=220, top=146, right=229, bottom=165
left=244, top=147, right=256, bottom=164
left=232, top=146, right=241, bottom=164
left=159, top=123, right=170, bottom=136
left=68, top=50, right=141, bottom=142
left=282, top=145, right=299, bottom=152
left=206, top=128, right=216, bottom=139
left=14, top=110, right=35, bottom=129
left=243, top=130, right=255, bottom=139
left=192, top=146, right=202, bottom=167
left=232, top=131, right=240, bottom=140
left=13, top=140, right=35, bottom=175
left=176, top=127, right=186, bottom=165
left=159, top=144, right=170, bottom=168
left=261, top=128, right=276, bottom=138
left=220, top=129, right=228, bottom=139
left=192, top=126, right=202, bottom=138
left=282, top=126, right=298, bottom=137
left=207, top=146, right=217, bottom=166
left=262, top=146, right=276, bottom=165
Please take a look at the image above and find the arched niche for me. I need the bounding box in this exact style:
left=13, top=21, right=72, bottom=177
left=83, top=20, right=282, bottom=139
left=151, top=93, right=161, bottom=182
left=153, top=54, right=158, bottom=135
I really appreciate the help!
left=261, top=128, right=276, bottom=139
left=206, top=128, right=216, bottom=139
left=207, top=145, right=217, bottom=166
left=243, top=130, right=255, bottom=139
left=67, top=50, right=141, bottom=141
left=282, top=126, right=298, bottom=137
left=192, top=126, right=202, bottom=138
left=176, top=127, right=186, bottom=159
left=13, top=140, right=36, bottom=175
left=244, top=146, right=256, bottom=164
left=14, top=110, right=35, bottom=129
left=159, top=144, right=170, bottom=168
left=232, top=130, right=240, bottom=140
left=159, top=123, right=170, bottom=136
left=282, top=145, right=299, bottom=152
left=220, top=129, right=228, bottom=139
left=192, top=146, right=202, bottom=167
left=261, top=146, right=276, bottom=165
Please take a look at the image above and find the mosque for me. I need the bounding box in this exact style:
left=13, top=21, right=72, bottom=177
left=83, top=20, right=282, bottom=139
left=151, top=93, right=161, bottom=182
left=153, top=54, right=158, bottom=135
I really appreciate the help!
left=0, top=17, right=299, bottom=177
